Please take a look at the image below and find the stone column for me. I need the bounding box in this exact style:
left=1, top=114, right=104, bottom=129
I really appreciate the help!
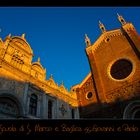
left=56, top=99, right=59, bottom=119
left=46, top=97, right=49, bottom=119
left=36, top=95, right=41, bottom=118
left=74, top=107, right=80, bottom=119
left=42, top=93, right=47, bottom=119
left=26, top=95, right=30, bottom=117
left=23, top=83, right=29, bottom=117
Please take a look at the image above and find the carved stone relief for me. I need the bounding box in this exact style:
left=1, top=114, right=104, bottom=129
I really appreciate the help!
left=106, top=80, right=140, bottom=102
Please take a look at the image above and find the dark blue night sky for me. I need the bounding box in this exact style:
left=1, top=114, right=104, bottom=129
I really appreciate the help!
left=0, top=7, right=140, bottom=90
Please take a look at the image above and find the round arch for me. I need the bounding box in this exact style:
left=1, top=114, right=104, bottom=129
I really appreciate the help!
left=0, top=92, right=24, bottom=119
left=123, top=100, right=140, bottom=119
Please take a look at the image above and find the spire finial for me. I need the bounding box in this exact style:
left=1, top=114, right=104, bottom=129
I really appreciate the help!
left=6, top=33, right=11, bottom=39
left=50, top=74, right=53, bottom=79
left=99, top=20, right=102, bottom=25
left=85, top=34, right=91, bottom=47
left=60, top=81, right=65, bottom=89
left=44, top=68, right=46, bottom=73
left=117, top=13, right=120, bottom=17
left=61, top=81, right=64, bottom=85
left=38, top=57, right=40, bottom=63
left=4, top=33, right=11, bottom=45
left=99, top=20, right=106, bottom=33
left=8, top=33, right=11, bottom=37
left=21, top=33, right=25, bottom=39
left=117, top=13, right=126, bottom=25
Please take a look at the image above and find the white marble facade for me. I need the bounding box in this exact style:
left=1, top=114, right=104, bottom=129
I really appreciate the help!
left=0, top=78, right=79, bottom=119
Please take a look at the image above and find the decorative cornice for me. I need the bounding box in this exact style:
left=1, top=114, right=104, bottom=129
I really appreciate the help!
left=79, top=72, right=91, bottom=88
left=89, top=29, right=122, bottom=53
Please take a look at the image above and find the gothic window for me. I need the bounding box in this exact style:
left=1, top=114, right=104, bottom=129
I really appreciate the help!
left=29, top=94, right=38, bottom=116
left=48, top=100, right=53, bottom=119
left=110, top=59, right=133, bottom=80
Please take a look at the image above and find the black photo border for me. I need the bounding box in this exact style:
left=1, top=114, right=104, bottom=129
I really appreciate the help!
left=0, top=0, right=140, bottom=139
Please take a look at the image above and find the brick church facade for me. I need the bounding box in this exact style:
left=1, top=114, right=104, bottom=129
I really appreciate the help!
left=71, top=14, right=140, bottom=119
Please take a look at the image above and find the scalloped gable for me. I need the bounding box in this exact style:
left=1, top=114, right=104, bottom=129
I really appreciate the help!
left=11, top=36, right=33, bottom=55
left=31, top=62, right=45, bottom=73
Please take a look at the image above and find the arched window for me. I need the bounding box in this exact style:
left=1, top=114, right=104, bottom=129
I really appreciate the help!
left=29, top=94, right=38, bottom=116
left=48, top=100, right=53, bottom=119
